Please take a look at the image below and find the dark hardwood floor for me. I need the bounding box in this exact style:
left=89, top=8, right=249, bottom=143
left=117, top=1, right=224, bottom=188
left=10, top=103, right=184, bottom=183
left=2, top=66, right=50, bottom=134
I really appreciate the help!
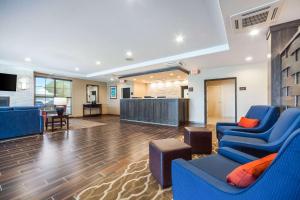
left=0, top=115, right=185, bottom=200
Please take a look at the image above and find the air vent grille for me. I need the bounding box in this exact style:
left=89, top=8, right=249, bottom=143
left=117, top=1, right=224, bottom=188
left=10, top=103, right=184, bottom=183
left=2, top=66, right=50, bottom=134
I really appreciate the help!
left=235, top=20, right=239, bottom=29
left=230, top=0, right=283, bottom=32
left=242, top=11, right=269, bottom=27
left=271, top=7, right=278, bottom=20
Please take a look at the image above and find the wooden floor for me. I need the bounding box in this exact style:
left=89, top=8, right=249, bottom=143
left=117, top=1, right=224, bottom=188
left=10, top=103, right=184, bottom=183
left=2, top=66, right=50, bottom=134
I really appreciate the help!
left=0, top=115, right=186, bottom=200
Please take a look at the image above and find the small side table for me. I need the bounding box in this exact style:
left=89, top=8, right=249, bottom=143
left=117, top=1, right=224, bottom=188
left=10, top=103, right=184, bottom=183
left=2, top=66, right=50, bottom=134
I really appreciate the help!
left=149, top=138, right=191, bottom=188
left=46, top=114, right=70, bottom=132
left=83, top=104, right=102, bottom=117
left=184, top=127, right=212, bottom=154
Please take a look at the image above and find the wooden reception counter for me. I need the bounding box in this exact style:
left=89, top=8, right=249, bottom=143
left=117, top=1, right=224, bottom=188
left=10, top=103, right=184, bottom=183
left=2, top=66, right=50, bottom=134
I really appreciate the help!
left=120, top=98, right=189, bottom=126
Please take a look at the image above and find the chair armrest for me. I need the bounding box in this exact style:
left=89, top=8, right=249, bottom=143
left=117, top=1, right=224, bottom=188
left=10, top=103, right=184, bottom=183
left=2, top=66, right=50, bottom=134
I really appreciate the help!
left=223, top=129, right=271, bottom=140
left=230, top=127, right=262, bottom=133
left=216, top=122, right=238, bottom=127
left=219, top=139, right=279, bottom=153
left=40, top=115, right=44, bottom=133
left=218, top=147, right=259, bottom=164
left=231, top=123, right=275, bottom=133
left=172, top=159, right=242, bottom=200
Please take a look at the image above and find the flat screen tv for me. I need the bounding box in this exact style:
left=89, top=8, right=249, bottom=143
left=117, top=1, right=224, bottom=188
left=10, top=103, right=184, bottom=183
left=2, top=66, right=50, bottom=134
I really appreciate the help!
left=0, top=73, right=17, bottom=91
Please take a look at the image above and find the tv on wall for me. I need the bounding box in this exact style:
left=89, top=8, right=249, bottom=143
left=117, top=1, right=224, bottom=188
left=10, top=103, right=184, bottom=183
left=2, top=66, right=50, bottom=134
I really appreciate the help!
left=0, top=73, right=17, bottom=91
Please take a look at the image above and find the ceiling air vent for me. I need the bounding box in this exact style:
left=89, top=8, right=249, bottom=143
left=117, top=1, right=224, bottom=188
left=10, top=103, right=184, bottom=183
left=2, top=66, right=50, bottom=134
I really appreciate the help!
left=231, top=0, right=284, bottom=33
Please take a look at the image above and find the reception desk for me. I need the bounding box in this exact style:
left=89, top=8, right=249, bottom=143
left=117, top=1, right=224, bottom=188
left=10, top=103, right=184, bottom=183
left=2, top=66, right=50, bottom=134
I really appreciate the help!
left=120, top=98, right=189, bottom=126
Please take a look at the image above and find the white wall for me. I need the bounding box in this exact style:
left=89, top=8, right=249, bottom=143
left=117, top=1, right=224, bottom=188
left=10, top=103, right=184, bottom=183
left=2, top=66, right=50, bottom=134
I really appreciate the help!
left=106, top=81, right=158, bottom=114
left=0, top=67, right=108, bottom=115
left=133, top=82, right=147, bottom=97
left=106, top=81, right=133, bottom=115
left=0, top=65, right=34, bottom=106
left=71, top=79, right=108, bottom=117
left=188, top=62, right=268, bottom=123
left=147, top=83, right=182, bottom=98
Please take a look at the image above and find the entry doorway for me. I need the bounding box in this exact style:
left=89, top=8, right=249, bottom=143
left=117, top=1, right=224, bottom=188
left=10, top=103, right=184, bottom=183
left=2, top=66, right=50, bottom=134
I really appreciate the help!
left=204, top=78, right=237, bottom=125
left=181, top=86, right=189, bottom=98
left=122, top=88, right=131, bottom=99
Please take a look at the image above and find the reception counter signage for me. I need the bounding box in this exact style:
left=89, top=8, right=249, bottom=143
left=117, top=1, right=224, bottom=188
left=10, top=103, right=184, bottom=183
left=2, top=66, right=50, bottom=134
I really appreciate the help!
left=110, top=86, right=117, bottom=99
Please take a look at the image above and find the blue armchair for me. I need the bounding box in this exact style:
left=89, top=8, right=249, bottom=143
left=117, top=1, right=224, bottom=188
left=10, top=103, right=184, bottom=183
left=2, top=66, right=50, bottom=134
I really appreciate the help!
left=172, top=128, right=300, bottom=200
left=216, top=105, right=280, bottom=140
left=219, top=108, right=300, bottom=157
left=0, top=106, right=44, bottom=140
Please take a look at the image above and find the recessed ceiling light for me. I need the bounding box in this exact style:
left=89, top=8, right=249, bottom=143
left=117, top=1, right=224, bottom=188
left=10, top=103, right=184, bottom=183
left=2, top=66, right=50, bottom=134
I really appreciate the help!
left=75, top=67, right=79, bottom=71
left=175, top=34, right=184, bottom=43
left=249, top=29, right=260, bottom=36
left=267, top=54, right=271, bottom=59
left=169, top=73, right=174, bottom=76
left=126, top=51, right=133, bottom=57
left=96, top=61, right=101, bottom=65
left=24, top=57, right=31, bottom=62
left=150, top=75, right=154, bottom=78
left=245, top=56, right=253, bottom=62
left=177, top=75, right=181, bottom=78
left=133, top=78, right=137, bottom=81
left=110, top=77, right=114, bottom=81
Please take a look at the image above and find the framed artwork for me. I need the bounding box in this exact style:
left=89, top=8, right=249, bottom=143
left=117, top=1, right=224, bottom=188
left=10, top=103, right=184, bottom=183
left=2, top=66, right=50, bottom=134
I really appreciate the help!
left=110, top=86, right=117, bottom=99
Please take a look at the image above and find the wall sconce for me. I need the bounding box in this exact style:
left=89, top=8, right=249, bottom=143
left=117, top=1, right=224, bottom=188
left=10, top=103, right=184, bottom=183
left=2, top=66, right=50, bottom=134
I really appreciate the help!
left=18, top=77, right=29, bottom=90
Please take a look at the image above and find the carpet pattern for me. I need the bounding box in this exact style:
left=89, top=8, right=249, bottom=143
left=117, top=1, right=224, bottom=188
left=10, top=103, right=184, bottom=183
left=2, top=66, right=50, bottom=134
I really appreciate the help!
left=76, top=138, right=218, bottom=200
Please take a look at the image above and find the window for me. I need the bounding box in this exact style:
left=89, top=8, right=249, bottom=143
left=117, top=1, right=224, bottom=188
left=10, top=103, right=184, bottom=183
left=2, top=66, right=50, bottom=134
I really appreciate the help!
left=34, top=77, right=72, bottom=114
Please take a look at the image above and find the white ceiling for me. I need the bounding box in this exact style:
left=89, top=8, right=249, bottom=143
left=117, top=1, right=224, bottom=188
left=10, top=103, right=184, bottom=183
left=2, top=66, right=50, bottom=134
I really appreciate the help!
left=0, top=0, right=299, bottom=81
left=116, top=0, right=300, bottom=76
left=182, top=0, right=300, bottom=71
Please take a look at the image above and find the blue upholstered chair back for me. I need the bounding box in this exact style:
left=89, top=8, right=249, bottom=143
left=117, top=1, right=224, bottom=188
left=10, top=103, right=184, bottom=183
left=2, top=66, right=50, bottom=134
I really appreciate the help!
left=245, top=106, right=279, bottom=130
left=245, top=105, right=278, bottom=127
left=245, top=105, right=271, bottom=120
left=268, top=108, right=300, bottom=143
left=249, top=128, right=300, bottom=198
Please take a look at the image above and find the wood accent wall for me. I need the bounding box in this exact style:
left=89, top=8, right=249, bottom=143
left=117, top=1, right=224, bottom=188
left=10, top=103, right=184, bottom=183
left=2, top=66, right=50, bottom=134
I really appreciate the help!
left=268, top=20, right=300, bottom=108
left=281, top=30, right=300, bottom=108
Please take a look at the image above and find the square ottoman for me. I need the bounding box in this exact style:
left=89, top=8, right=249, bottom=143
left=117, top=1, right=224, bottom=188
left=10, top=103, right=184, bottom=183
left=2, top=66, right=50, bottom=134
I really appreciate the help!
left=184, top=127, right=212, bottom=154
left=149, top=138, right=191, bottom=188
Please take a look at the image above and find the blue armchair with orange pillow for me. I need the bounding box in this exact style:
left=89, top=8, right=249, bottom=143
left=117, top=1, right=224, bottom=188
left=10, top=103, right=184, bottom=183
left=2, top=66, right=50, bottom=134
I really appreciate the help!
left=172, top=128, right=300, bottom=200
left=216, top=105, right=280, bottom=140
left=219, top=108, right=300, bottom=157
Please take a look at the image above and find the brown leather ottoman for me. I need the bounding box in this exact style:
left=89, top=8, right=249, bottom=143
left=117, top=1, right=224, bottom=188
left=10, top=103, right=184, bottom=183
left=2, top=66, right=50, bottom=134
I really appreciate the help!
left=149, top=138, right=191, bottom=188
left=184, top=127, right=212, bottom=154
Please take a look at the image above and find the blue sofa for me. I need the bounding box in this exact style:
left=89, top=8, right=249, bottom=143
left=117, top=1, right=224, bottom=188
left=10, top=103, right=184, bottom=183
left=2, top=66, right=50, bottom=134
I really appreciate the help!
left=216, top=105, right=280, bottom=140
left=0, top=106, right=43, bottom=140
left=172, top=128, right=300, bottom=200
left=219, top=108, right=300, bottom=157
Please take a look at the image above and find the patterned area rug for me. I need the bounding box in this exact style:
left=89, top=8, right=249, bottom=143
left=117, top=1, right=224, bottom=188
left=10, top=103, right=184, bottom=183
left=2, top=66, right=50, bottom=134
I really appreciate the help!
left=76, top=138, right=218, bottom=200
left=45, top=118, right=106, bottom=134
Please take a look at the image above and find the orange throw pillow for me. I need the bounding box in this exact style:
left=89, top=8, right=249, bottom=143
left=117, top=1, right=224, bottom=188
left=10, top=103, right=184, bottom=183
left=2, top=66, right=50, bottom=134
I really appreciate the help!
left=226, top=153, right=277, bottom=188
left=238, top=117, right=259, bottom=128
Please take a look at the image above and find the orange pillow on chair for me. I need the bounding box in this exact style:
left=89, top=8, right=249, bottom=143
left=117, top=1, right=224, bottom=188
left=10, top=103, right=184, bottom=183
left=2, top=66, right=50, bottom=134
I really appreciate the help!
left=226, top=153, right=277, bottom=188
left=238, top=117, right=259, bottom=128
